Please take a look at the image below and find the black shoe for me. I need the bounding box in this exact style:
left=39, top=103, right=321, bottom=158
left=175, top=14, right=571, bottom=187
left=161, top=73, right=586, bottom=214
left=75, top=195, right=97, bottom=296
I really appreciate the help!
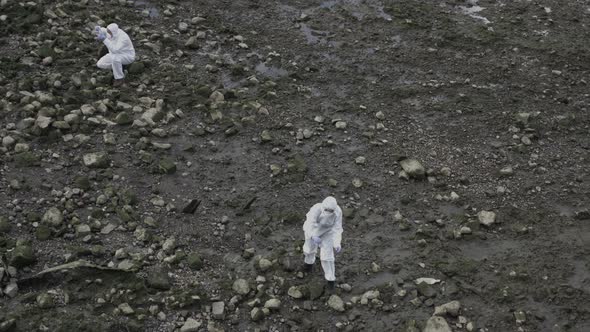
left=303, top=263, right=313, bottom=272
left=327, top=281, right=336, bottom=289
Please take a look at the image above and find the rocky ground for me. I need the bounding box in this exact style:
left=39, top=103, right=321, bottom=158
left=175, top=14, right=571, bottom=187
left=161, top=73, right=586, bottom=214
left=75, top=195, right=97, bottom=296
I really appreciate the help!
left=1, top=0, right=589, bottom=331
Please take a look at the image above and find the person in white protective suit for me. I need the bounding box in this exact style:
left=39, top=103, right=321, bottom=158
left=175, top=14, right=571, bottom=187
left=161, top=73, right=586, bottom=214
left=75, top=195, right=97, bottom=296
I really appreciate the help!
left=302, top=196, right=343, bottom=288
left=93, top=23, right=135, bottom=86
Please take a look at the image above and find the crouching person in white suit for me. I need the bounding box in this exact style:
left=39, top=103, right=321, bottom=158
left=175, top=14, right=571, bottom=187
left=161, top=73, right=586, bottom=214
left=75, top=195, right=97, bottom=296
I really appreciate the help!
left=302, top=196, right=343, bottom=289
left=94, top=23, right=135, bottom=86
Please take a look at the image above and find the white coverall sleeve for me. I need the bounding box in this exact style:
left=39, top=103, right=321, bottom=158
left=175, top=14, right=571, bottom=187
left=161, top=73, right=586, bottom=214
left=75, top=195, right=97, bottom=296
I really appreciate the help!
left=332, top=207, right=343, bottom=247
left=303, top=204, right=322, bottom=239
left=103, top=34, right=132, bottom=55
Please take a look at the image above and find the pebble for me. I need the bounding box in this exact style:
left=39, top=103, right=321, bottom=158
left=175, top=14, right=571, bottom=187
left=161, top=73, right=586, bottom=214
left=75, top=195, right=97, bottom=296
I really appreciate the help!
left=477, top=210, right=496, bottom=226
left=180, top=318, right=202, bottom=332
left=232, top=278, right=250, bottom=295
left=327, top=295, right=345, bottom=312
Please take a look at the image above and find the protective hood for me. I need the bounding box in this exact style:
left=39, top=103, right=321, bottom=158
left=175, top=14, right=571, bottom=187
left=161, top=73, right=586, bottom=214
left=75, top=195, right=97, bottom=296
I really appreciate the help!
left=321, top=196, right=338, bottom=212
left=107, top=23, right=119, bottom=39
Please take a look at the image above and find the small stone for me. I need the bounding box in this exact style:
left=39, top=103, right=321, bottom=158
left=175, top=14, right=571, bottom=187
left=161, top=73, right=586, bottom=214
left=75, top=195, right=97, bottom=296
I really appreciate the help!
left=477, top=210, right=496, bottom=226
left=355, top=156, right=366, bottom=164
left=212, top=301, right=225, bottom=319
left=147, top=267, right=171, bottom=290
left=10, top=244, right=35, bottom=268
left=264, top=298, right=281, bottom=310
left=258, top=258, right=273, bottom=271
left=232, top=279, right=250, bottom=295
left=115, top=112, right=133, bottom=125
left=250, top=307, right=264, bottom=321
left=42, top=207, right=63, bottom=226
left=162, top=237, right=176, bottom=254
left=4, top=283, right=18, bottom=298
left=76, top=224, right=91, bottom=236
left=118, top=303, right=135, bottom=315
left=434, top=301, right=461, bottom=317
left=37, top=293, right=55, bottom=309
left=288, top=286, right=303, bottom=299
left=423, top=316, right=452, bottom=332
left=327, top=295, right=345, bottom=312
left=260, top=130, right=272, bottom=142
left=186, top=252, right=203, bottom=270
left=14, top=143, right=30, bottom=153
left=2, top=136, right=15, bottom=147
left=335, top=121, right=347, bottom=129
left=128, top=62, right=145, bottom=74
left=375, top=111, right=385, bottom=119
left=351, top=178, right=363, bottom=188
left=499, top=166, right=514, bottom=177
left=400, top=159, right=425, bottom=179
left=514, top=310, right=526, bottom=324
left=158, top=159, right=177, bottom=174
left=181, top=318, right=202, bottom=332
left=35, top=115, right=52, bottom=129
left=0, top=217, right=11, bottom=233
left=83, top=152, right=110, bottom=168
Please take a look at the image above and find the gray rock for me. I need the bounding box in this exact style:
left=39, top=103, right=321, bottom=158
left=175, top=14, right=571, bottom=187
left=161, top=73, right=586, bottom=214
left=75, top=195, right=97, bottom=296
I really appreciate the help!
left=10, top=244, right=36, bottom=268
left=212, top=301, right=225, bottom=319
left=185, top=36, right=199, bottom=49
left=434, top=301, right=461, bottom=317
left=258, top=258, right=273, bottom=271
left=35, top=115, right=52, bottom=129
left=400, top=159, right=425, bottom=179
left=14, top=143, right=30, bottom=153
left=37, top=292, right=55, bottom=309
left=181, top=318, right=202, bottom=332
left=2, top=136, right=15, bottom=147
left=232, top=278, right=250, bottom=295
left=417, top=282, right=437, bottom=298
left=158, top=159, right=176, bottom=174
left=327, top=295, right=345, bottom=312
left=76, top=224, right=91, bottom=236
left=118, top=303, right=135, bottom=315
left=250, top=307, right=264, bottom=321
left=477, top=210, right=496, bottom=226
left=83, top=152, right=110, bottom=168
left=3, top=282, right=18, bottom=298
left=264, top=298, right=281, bottom=310
left=288, top=286, right=303, bottom=299
left=115, top=112, right=133, bottom=125
left=186, top=252, right=203, bottom=270
left=0, top=216, right=11, bottom=233
left=162, top=237, right=176, bottom=254
left=128, top=62, right=145, bottom=74
left=423, top=316, right=452, bottom=332
left=147, top=267, right=171, bottom=290
left=42, top=207, right=63, bottom=226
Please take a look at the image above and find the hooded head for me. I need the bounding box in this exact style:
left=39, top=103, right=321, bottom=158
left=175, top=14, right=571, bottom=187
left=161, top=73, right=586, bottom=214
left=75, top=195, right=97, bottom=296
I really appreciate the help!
left=321, top=196, right=338, bottom=214
left=106, top=23, right=119, bottom=39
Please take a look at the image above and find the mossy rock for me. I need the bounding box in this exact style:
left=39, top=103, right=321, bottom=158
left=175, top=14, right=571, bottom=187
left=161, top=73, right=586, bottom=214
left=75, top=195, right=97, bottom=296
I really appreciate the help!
left=186, top=252, right=203, bottom=270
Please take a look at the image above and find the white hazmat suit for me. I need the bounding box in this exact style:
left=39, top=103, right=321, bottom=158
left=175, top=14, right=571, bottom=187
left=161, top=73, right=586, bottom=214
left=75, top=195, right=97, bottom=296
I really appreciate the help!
left=302, top=196, right=343, bottom=281
left=96, top=23, right=135, bottom=80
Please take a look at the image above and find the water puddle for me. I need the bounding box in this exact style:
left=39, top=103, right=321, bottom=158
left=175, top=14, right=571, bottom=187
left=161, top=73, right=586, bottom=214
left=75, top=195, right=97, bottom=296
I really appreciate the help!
left=135, top=0, right=159, bottom=18
left=255, top=62, right=288, bottom=79
left=458, top=0, right=490, bottom=24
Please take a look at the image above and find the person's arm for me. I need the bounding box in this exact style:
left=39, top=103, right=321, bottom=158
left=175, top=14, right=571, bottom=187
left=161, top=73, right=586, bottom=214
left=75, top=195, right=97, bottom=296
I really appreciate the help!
left=332, top=208, right=343, bottom=248
left=303, top=204, right=321, bottom=239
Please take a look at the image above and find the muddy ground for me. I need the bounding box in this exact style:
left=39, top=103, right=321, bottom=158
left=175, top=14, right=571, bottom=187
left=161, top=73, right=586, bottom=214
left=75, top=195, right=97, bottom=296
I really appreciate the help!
left=0, top=0, right=589, bottom=331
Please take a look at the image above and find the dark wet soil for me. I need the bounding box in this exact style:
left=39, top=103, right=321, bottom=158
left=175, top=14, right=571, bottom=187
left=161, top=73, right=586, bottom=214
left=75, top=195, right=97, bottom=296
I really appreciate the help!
left=0, top=0, right=589, bottom=331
